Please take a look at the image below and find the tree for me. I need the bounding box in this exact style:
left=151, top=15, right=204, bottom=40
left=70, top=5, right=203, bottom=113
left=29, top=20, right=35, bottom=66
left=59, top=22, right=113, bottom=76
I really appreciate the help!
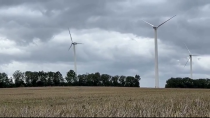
left=31, top=72, right=39, bottom=87
left=47, top=71, right=55, bottom=86
left=125, top=76, right=135, bottom=87
left=119, top=75, right=126, bottom=87
left=134, top=75, right=141, bottom=87
left=37, top=71, right=47, bottom=86
left=111, top=75, right=119, bottom=86
left=165, top=77, right=210, bottom=88
left=0, top=72, right=13, bottom=88
left=53, top=71, right=63, bottom=86
left=86, top=73, right=94, bottom=86
left=25, top=71, right=33, bottom=87
left=165, top=77, right=183, bottom=88
left=13, top=70, right=25, bottom=87
left=0, top=70, right=143, bottom=88
left=78, top=74, right=87, bottom=86
left=93, top=72, right=100, bottom=86
left=65, top=70, right=77, bottom=85
left=101, top=74, right=111, bottom=86
left=206, top=79, right=210, bottom=88
left=182, top=77, right=193, bottom=88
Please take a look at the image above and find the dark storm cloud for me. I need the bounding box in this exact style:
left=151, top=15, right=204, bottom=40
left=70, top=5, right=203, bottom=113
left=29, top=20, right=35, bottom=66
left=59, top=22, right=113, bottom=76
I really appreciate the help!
left=0, top=0, right=34, bottom=7
left=0, top=0, right=111, bottom=44
left=1, top=0, right=209, bottom=50
left=1, top=0, right=210, bottom=87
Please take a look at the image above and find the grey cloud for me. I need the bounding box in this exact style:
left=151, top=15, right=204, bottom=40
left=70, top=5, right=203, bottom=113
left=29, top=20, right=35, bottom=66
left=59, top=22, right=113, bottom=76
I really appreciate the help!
left=0, top=0, right=34, bottom=7
left=1, top=0, right=209, bottom=46
left=0, top=0, right=111, bottom=44
left=1, top=0, right=210, bottom=87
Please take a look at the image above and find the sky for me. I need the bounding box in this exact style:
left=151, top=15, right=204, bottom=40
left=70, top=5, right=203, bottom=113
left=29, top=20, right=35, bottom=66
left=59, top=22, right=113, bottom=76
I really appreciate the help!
left=0, top=0, right=210, bottom=88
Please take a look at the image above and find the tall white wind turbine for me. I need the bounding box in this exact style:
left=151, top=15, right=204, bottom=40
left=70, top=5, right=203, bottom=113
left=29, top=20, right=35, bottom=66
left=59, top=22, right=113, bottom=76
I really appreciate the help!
left=68, top=28, right=82, bottom=76
left=184, top=43, right=198, bottom=79
left=142, top=15, right=176, bottom=88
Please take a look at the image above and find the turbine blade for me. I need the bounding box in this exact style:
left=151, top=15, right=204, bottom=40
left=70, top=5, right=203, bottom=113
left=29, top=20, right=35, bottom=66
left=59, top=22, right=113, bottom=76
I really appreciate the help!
left=192, top=55, right=199, bottom=56
left=68, top=44, right=73, bottom=51
left=157, top=15, right=176, bottom=28
left=184, top=43, right=191, bottom=54
left=141, top=20, right=154, bottom=27
left=68, top=28, right=73, bottom=42
left=184, top=58, right=189, bottom=67
left=76, top=43, right=83, bottom=44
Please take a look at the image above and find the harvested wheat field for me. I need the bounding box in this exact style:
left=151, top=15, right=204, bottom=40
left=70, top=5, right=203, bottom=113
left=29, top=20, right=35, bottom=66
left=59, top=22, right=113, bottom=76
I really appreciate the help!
left=0, top=87, right=209, bottom=117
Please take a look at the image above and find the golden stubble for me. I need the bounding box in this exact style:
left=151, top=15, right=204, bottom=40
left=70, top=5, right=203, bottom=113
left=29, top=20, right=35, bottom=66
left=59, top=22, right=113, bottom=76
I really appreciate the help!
left=0, top=87, right=209, bottom=117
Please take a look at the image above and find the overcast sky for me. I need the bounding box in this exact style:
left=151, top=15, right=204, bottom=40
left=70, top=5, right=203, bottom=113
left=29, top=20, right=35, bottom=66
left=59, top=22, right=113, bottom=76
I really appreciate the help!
left=0, top=0, right=210, bottom=88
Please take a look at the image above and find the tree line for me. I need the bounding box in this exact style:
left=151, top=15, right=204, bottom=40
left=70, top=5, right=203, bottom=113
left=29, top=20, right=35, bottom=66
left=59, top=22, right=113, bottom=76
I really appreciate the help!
left=165, top=77, right=210, bottom=88
left=0, top=70, right=141, bottom=88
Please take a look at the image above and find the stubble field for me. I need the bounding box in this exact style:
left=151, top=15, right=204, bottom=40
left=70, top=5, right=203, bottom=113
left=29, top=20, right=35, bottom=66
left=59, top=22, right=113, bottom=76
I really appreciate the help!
left=0, top=87, right=209, bottom=117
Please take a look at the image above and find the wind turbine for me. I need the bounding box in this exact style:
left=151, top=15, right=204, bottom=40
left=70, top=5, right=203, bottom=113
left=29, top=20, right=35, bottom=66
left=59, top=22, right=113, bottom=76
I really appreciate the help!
left=142, top=15, right=176, bottom=88
left=184, top=43, right=198, bottom=79
left=68, top=28, right=82, bottom=76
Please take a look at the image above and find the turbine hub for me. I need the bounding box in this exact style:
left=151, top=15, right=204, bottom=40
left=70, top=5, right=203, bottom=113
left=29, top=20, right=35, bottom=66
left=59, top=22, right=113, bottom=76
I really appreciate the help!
left=153, top=27, right=157, bottom=29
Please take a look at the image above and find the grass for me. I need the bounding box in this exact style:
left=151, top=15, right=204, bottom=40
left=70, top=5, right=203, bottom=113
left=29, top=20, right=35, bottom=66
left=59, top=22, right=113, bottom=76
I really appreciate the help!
left=0, top=87, right=209, bottom=117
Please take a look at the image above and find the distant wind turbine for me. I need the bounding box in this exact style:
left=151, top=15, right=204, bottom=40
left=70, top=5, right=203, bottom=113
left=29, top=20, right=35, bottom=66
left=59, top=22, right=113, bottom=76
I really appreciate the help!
left=68, top=28, right=82, bottom=76
left=142, top=15, right=176, bottom=88
left=184, top=43, right=199, bottom=79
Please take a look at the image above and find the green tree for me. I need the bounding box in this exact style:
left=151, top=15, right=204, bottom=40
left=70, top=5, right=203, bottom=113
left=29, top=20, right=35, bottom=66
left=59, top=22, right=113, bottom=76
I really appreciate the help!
left=78, top=74, right=87, bottom=86
left=25, top=71, right=33, bottom=87
left=165, top=77, right=183, bottom=88
left=134, top=75, right=141, bottom=87
left=36, top=71, right=47, bottom=86
left=125, top=76, right=135, bottom=87
left=86, top=73, right=94, bottom=86
left=13, top=70, right=25, bottom=87
left=0, top=72, right=13, bottom=88
left=111, top=75, right=119, bottom=86
left=101, top=74, right=111, bottom=86
left=182, top=77, right=193, bottom=88
left=93, top=72, right=100, bottom=86
left=65, top=70, right=77, bottom=85
left=53, top=71, right=63, bottom=86
left=119, top=75, right=126, bottom=87
left=47, top=71, right=55, bottom=86
left=165, top=77, right=210, bottom=88
left=31, top=72, right=39, bottom=87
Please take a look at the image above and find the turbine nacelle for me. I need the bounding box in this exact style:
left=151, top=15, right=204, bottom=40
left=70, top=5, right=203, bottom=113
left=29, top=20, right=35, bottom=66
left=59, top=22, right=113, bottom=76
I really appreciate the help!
left=153, top=27, right=158, bottom=30
left=189, top=54, right=198, bottom=56
left=71, top=42, right=82, bottom=45
left=68, top=42, right=82, bottom=50
left=73, top=42, right=82, bottom=45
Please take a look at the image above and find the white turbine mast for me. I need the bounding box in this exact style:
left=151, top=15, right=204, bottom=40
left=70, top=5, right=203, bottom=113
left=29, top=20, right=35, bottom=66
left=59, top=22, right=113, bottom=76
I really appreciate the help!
left=68, top=28, right=82, bottom=76
left=184, top=43, right=199, bottom=79
left=142, top=15, right=176, bottom=88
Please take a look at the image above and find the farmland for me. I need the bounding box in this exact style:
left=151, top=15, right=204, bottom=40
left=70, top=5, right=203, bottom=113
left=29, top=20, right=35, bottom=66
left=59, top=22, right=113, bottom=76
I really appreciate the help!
left=0, top=87, right=209, bottom=117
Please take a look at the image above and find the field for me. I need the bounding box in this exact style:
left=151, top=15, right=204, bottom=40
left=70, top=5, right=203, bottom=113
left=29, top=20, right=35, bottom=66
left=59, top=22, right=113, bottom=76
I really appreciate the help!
left=0, top=87, right=209, bottom=117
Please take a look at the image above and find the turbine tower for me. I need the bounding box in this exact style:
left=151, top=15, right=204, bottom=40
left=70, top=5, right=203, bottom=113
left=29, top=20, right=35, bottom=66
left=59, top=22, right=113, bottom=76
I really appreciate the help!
left=142, top=15, right=176, bottom=88
left=68, top=28, right=82, bottom=76
left=184, top=43, right=198, bottom=79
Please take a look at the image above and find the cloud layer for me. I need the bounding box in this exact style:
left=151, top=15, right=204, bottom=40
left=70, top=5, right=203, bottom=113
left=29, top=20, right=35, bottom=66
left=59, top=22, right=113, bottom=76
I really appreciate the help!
left=0, top=0, right=210, bottom=88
